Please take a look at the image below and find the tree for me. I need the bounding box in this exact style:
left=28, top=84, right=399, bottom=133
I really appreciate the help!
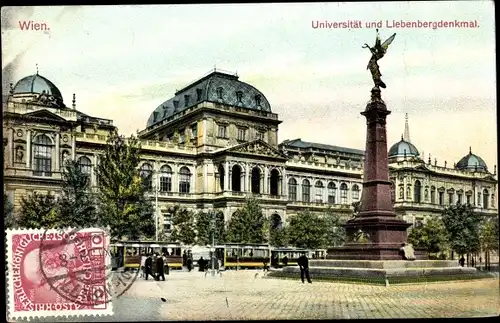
left=286, top=211, right=327, bottom=249
left=170, top=205, right=196, bottom=245
left=16, top=193, right=62, bottom=229
left=322, top=208, right=347, bottom=248
left=4, top=192, right=16, bottom=228
left=480, top=216, right=499, bottom=270
left=226, top=198, right=267, bottom=244
left=408, top=217, right=449, bottom=257
left=441, top=203, right=481, bottom=256
left=195, top=210, right=226, bottom=246
left=58, top=159, right=98, bottom=227
left=95, top=130, right=155, bottom=240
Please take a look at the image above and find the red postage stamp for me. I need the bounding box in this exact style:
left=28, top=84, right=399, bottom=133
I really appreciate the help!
left=6, top=228, right=113, bottom=320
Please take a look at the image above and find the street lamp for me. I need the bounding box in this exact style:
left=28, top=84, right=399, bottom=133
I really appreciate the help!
left=210, top=212, right=216, bottom=276
left=153, top=171, right=160, bottom=242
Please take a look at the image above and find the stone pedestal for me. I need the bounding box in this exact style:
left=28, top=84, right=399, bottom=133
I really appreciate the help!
left=327, top=87, right=417, bottom=260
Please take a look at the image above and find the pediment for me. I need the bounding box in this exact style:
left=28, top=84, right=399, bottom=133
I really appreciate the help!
left=226, top=140, right=288, bottom=159
left=24, top=109, right=67, bottom=122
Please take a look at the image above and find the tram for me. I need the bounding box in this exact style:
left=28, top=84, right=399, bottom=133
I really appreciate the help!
left=270, top=247, right=310, bottom=268
left=310, top=249, right=327, bottom=260
left=110, top=241, right=185, bottom=270
left=214, top=243, right=271, bottom=269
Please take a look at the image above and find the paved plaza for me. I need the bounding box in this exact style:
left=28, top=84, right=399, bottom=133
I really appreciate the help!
left=16, top=269, right=500, bottom=321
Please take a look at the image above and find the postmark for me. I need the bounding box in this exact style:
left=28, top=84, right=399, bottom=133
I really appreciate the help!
left=6, top=228, right=134, bottom=320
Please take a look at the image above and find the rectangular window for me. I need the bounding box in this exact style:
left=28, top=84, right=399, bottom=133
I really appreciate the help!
left=184, top=95, right=190, bottom=107
left=457, top=193, right=462, bottom=204
left=160, top=175, right=172, bottom=192
left=288, top=183, right=297, bottom=201
left=236, top=91, right=243, bottom=103
left=191, top=124, right=198, bottom=138
left=466, top=195, right=471, bottom=205
left=237, top=128, right=246, bottom=141
left=328, top=189, right=336, bottom=204
left=196, top=89, right=202, bottom=101
left=477, top=193, right=481, bottom=206
left=340, top=189, right=348, bottom=204
left=448, top=193, right=454, bottom=205
left=218, top=125, right=227, bottom=138
left=431, top=190, right=435, bottom=204
left=439, top=192, right=444, bottom=205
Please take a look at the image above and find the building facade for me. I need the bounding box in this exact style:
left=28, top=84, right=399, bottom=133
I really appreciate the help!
left=3, top=70, right=497, bottom=237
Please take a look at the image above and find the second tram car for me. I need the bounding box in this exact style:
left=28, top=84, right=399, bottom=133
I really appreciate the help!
left=110, top=241, right=185, bottom=270
left=271, top=247, right=310, bottom=268
left=215, top=243, right=271, bottom=269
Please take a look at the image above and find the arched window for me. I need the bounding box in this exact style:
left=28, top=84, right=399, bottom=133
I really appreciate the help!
left=251, top=167, right=261, bottom=194
left=160, top=165, right=173, bottom=192
left=77, top=156, right=92, bottom=180
left=315, top=181, right=324, bottom=203
left=340, top=183, right=348, bottom=204
left=288, top=178, right=297, bottom=201
left=231, top=165, right=242, bottom=192
left=414, top=180, right=422, bottom=203
left=483, top=189, right=489, bottom=209
left=352, top=184, right=360, bottom=202
left=302, top=179, right=311, bottom=202
left=218, top=165, right=225, bottom=191
left=139, top=163, right=153, bottom=190
left=327, top=182, right=336, bottom=204
left=270, top=169, right=280, bottom=196
left=179, top=166, right=191, bottom=193
left=33, top=134, right=52, bottom=176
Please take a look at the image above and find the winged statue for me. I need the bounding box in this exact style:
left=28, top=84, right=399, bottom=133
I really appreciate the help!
left=362, top=29, right=396, bottom=89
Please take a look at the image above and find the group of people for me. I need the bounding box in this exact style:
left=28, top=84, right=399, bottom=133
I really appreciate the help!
left=140, top=253, right=168, bottom=281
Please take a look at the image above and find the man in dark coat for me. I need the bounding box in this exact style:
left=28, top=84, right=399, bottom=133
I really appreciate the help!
left=156, top=253, right=165, bottom=281
left=145, top=254, right=154, bottom=280
left=182, top=251, right=187, bottom=267
left=297, top=252, right=312, bottom=284
left=187, top=256, right=193, bottom=272
left=198, top=257, right=205, bottom=272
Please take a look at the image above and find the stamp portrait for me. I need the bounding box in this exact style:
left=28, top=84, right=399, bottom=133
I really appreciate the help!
left=6, top=228, right=114, bottom=320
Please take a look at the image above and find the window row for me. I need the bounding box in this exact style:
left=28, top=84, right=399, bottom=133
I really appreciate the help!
left=288, top=178, right=360, bottom=204
left=393, top=180, right=494, bottom=209
left=215, top=87, right=262, bottom=106
left=139, top=164, right=192, bottom=193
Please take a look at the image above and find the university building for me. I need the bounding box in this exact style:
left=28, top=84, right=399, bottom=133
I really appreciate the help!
left=3, top=69, right=497, bottom=237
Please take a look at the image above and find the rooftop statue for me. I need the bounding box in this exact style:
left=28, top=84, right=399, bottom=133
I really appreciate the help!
left=362, top=29, right=396, bottom=89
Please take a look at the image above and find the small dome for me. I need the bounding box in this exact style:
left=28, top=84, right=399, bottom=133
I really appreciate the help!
left=455, top=148, right=488, bottom=172
left=12, top=73, right=63, bottom=102
left=388, top=137, right=420, bottom=158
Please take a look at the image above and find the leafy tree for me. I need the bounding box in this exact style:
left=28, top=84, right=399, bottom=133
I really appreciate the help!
left=441, top=203, right=481, bottom=255
left=95, top=130, right=155, bottom=240
left=322, top=208, right=347, bottom=247
left=170, top=205, right=196, bottom=245
left=408, top=217, right=449, bottom=255
left=195, top=210, right=226, bottom=246
left=17, top=193, right=62, bottom=229
left=4, top=192, right=16, bottom=228
left=58, top=159, right=98, bottom=227
left=286, top=211, right=327, bottom=249
left=226, top=197, right=267, bottom=244
left=480, top=216, right=499, bottom=252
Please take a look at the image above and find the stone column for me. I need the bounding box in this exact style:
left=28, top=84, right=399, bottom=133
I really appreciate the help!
left=224, top=161, right=229, bottom=191
left=91, top=155, right=98, bottom=187
left=264, top=167, right=269, bottom=194
left=71, top=135, right=76, bottom=160
left=26, top=130, right=31, bottom=168
left=244, top=163, right=250, bottom=192
left=282, top=168, right=287, bottom=197
left=203, top=162, right=208, bottom=193
left=173, top=163, right=179, bottom=193
left=297, top=177, right=302, bottom=202
left=8, top=128, right=14, bottom=166
left=55, top=133, right=60, bottom=171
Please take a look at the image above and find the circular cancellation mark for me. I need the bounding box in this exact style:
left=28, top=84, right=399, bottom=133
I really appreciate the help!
left=38, top=228, right=138, bottom=307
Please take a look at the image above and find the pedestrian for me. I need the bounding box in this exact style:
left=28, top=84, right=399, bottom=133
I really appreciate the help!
left=145, top=254, right=154, bottom=280
left=198, top=257, right=205, bottom=272
left=156, top=253, right=165, bottom=281
left=140, top=253, right=147, bottom=278
left=187, top=256, right=193, bottom=272
left=459, top=256, right=465, bottom=267
left=471, top=257, right=475, bottom=267
left=182, top=250, right=187, bottom=267
left=297, top=252, right=312, bottom=284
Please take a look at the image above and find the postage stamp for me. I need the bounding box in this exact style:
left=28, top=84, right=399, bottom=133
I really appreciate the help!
left=6, top=227, right=120, bottom=320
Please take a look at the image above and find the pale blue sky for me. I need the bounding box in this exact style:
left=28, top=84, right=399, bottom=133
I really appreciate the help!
left=1, top=2, right=497, bottom=170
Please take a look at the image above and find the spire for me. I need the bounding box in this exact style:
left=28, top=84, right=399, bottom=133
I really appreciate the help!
left=36, top=63, right=39, bottom=75
left=469, top=146, right=472, bottom=154
left=403, top=113, right=411, bottom=142
left=72, top=93, right=76, bottom=109
left=401, top=134, right=403, bottom=141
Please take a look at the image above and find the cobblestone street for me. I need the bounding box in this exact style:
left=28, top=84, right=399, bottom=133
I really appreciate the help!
left=126, top=270, right=499, bottom=320
left=14, top=270, right=499, bottom=321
